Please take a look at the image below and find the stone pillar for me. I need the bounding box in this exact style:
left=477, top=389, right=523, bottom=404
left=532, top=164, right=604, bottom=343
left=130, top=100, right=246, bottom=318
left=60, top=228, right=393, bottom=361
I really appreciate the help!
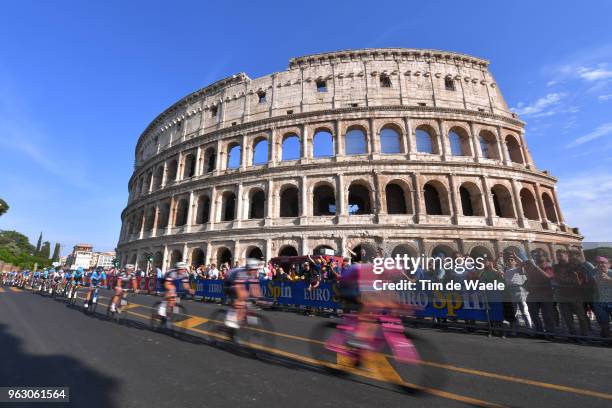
left=405, top=117, right=416, bottom=159
left=235, top=183, right=244, bottom=227
left=497, top=126, right=510, bottom=165
left=337, top=173, right=345, bottom=216
left=215, top=139, right=223, bottom=173
left=269, top=128, right=278, bottom=166
left=182, top=243, right=188, bottom=263
left=411, top=173, right=422, bottom=223
left=240, top=134, right=248, bottom=169
left=340, top=236, right=348, bottom=259
left=266, top=239, right=273, bottom=261
left=266, top=179, right=274, bottom=220
left=301, top=124, right=310, bottom=161
left=233, top=241, right=241, bottom=265
left=206, top=242, right=213, bottom=265
left=162, top=244, right=168, bottom=273
left=138, top=210, right=145, bottom=239
left=186, top=191, right=195, bottom=232
left=373, top=171, right=384, bottom=222
left=148, top=171, right=155, bottom=193
left=300, top=176, right=309, bottom=223
left=301, top=236, right=309, bottom=257
left=336, top=120, right=344, bottom=156
left=518, top=131, right=532, bottom=168
left=510, top=179, right=526, bottom=228
left=195, top=145, right=202, bottom=176
left=438, top=119, right=450, bottom=160
left=161, top=161, right=168, bottom=188
left=175, top=152, right=182, bottom=182
left=470, top=122, right=482, bottom=162
left=551, top=187, right=565, bottom=224
left=152, top=203, right=160, bottom=237
left=448, top=174, right=460, bottom=224
left=480, top=176, right=494, bottom=225
left=533, top=183, right=546, bottom=225
left=369, top=117, right=378, bottom=156
left=166, top=196, right=175, bottom=234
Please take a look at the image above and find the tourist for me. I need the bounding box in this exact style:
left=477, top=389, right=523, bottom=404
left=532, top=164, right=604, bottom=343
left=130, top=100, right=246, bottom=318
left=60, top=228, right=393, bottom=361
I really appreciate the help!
left=503, top=254, right=532, bottom=331
left=592, top=256, right=611, bottom=337
left=553, top=249, right=589, bottom=336
left=522, top=248, right=556, bottom=335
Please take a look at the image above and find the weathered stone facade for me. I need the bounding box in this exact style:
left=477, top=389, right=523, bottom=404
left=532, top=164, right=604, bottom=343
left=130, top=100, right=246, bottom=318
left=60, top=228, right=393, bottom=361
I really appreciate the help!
left=117, top=48, right=582, bottom=270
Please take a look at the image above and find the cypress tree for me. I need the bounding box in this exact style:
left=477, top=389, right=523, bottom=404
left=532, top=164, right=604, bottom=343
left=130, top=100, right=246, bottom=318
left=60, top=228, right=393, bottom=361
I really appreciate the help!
left=52, top=242, right=61, bottom=262
left=35, top=232, right=43, bottom=255
left=40, top=241, right=51, bottom=259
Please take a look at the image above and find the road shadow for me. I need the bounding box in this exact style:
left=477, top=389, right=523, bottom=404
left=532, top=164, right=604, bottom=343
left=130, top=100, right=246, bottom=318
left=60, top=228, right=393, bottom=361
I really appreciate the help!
left=0, top=323, right=119, bottom=408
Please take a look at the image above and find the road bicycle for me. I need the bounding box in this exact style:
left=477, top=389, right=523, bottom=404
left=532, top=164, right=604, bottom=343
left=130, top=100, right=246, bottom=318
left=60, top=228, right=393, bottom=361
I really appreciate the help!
left=106, top=289, right=133, bottom=323
left=203, top=301, right=275, bottom=355
left=150, top=295, right=188, bottom=334
left=309, top=312, right=444, bottom=392
left=83, top=285, right=100, bottom=313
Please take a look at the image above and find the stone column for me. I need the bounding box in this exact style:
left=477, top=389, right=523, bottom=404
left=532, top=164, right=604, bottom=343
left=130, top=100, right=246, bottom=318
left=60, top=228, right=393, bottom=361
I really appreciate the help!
left=480, top=176, right=494, bottom=225
left=336, top=120, right=344, bottom=156
left=266, top=179, right=274, bottom=220
left=337, top=173, right=345, bottom=216
left=448, top=174, right=460, bottom=224
left=235, top=183, right=244, bottom=227
left=301, top=124, right=310, bottom=161
left=373, top=171, right=383, bottom=222
left=497, top=126, right=510, bottom=165
left=411, top=173, right=422, bottom=223
left=369, top=117, right=378, bottom=156
left=405, top=117, right=416, bottom=159
left=301, top=236, right=309, bottom=257
left=266, top=239, right=273, bottom=261
left=195, top=145, right=202, bottom=176
left=240, top=134, right=248, bottom=169
left=510, top=179, right=526, bottom=228
left=182, top=243, right=188, bottom=263
left=162, top=244, right=168, bottom=273
left=215, top=139, right=223, bottom=173
left=208, top=186, right=217, bottom=229
left=186, top=191, right=195, bottom=232
left=470, top=122, right=482, bottom=162
left=533, top=183, right=546, bottom=225
left=551, top=187, right=564, bottom=224
left=206, top=242, right=213, bottom=265
left=269, top=128, right=278, bottom=166
left=300, top=176, right=309, bottom=223
left=161, top=161, right=168, bottom=188
left=148, top=171, right=155, bottom=193
left=438, top=119, right=450, bottom=160
left=340, top=236, right=348, bottom=259
left=138, top=210, right=145, bottom=239
left=152, top=203, right=160, bottom=237
left=233, top=240, right=241, bottom=265
left=518, top=131, right=532, bottom=168
left=166, top=196, right=175, bottom=235
left=175, top=152, right=182, bottom=182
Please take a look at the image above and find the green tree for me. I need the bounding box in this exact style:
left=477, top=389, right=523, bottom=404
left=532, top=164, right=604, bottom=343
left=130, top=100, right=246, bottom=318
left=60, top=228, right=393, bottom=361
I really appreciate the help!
left=35, top=232, right=43, bottom=255
left=52, top=242, right=61, bottom=262
left=0, top=198, right=8, bottom=217
left=40, top=241, right=51, bottom=259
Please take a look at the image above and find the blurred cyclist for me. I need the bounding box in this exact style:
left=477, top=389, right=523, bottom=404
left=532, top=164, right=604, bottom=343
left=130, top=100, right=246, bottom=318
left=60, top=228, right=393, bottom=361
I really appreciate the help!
left=224, top=258, right=263, bottom=329
left=84, top=267, right=107, bottom=308
left=110, top=264, right=138, bottom=312
left=161, top=262, right=194, bottom=317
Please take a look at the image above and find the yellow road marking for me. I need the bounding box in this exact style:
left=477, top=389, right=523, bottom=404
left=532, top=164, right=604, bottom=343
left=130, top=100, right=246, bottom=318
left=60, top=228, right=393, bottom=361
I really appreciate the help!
left=9, top=287, right=22, bottom=292
left=79, top=294, right=612, bottom=402
left=0, top=287, right=5, bottom=292
left=173, top=316, right=208, bottom=329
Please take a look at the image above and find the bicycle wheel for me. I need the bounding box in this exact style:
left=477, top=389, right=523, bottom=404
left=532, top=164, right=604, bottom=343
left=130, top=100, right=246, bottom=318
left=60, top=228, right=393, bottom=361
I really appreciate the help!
left=169, top=304, right=187, bottom=335
left=236, top=312, right=275, bottom=354
left=150, top=301, right=165, bottom=331
left=379, top=330, right=446, bottom=393
left=201, top=309, right=234, bottom=343
left=309, top=322, right=351, bottom=374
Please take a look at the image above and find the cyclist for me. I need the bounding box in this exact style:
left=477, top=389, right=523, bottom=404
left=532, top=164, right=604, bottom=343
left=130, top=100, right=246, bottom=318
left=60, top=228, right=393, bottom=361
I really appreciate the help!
left=224, top=258, right=263, bottom=329
left=32, top=269, right=41, bottom=289
left=161, top=262, right=194, bottom=318
left=62, top=269, right=73, bottom=295
left=73, top=267, right=84, bottom=288
left=50, top=268, right=63, bottom=293
left=84, top=267, right=107, bottom=308
left=110, top=264, right=138, bottom=312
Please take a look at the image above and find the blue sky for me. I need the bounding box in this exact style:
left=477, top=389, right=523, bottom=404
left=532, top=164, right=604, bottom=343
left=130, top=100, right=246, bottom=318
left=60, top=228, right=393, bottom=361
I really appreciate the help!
left=0, top=0, right=611, bottom=254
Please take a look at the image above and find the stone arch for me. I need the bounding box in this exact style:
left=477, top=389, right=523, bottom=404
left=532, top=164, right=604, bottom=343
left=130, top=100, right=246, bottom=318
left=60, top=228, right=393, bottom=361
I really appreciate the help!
left=415, top=124, right=439, bottom=154
left=313, top=128, right=334, bottom=157
left=246, top=246, right=264, bottom=260
left=448, top=126, right=471, bottom=156
left=169, top=249, right=183, bottom=266
left=313, top=182, right=336, bottom=216
left=351, top=243, right=377, bottom=263
left=391, top=244, right=418, bottom=258
left=479, top=130, right=499, bottom=160
left=281, top=133, right=301, bottom=161
left=385, top=180, right=412, bottom=214
left=221, top=191, right=237, bottom=221
left=216, top=247, right=233, bottom=266
left=252, top=136, right=269, bottom=165
left=459, top=182, right=485, bottom=216
left=542, top=192, right=558, bottom=223
left=144, top=207, right=155, bottom=231
left=520, top=188, right=539, bottom=220
left=278, top=245, right=298, bottom=256
left=423, top=180, right=450, bottom=215
left=195, top=194, right=211, bottom=224
left=154, top=165, right=164, bottom=189
left=491, top=184, right=515, bottom=218
left=279, top=185, right=299, bottom=217
left=430, top=244, right=456, bottom=258
left=174, top=198, right=189, bottom=226
left=227, top=142, right=242, bottom=169
left=313, top=244, right=335, bottom=256
left=469, top=245, right=493, bottom=261
left=153, top=251, right=163, bottom=268
left=505, top=135, right=524, bottom=164
left=348, top=181, right=372, bottom=215
left=183, top=152, right=196, bottom=178
left=379, top=124, right=403, bottom=154
left=158, top=201, right=170, bottom=228
left=204, top=147, right=216, bottom=173
left=191, top=248, right=205, bottom=267
left=248, top=188, right=266, bottom=219
left=345, top=125, right=368, bottom=155
left=167, top=158, right=178, bottom=182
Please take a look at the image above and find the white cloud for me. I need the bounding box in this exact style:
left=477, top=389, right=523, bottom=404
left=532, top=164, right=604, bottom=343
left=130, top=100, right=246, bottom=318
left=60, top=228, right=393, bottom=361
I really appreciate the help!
left=566, top=122, right=612, bottom=148
left=511, top=92, right=566, bottom=116
left=558, top=170, right=612, bottom=241
left=598, top=94, right=612, bottom=102
left=577, top=66, right=612, bottom=82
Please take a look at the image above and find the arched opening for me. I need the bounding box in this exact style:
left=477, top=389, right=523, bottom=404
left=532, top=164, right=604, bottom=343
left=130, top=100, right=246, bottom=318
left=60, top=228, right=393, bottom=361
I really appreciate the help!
left=227, top=143, right=241, bottom=169
left=506, top=136, right=524, bottom=164
left=183, top=153, right=196, bottom=179
left=204, top=148, right=216, bottom=173
left=431, top=245, right=454, bottom=258
left=252, top=138, right=269, bottom=165
left=416, top=127, right=435, bottom=154
left=167, top=159, right=178, bottom=182
left=520, top=188, right=539, bottom=220
left=174, top=198, right=189, bottom=226
left=217, top=247, right=232, bottom=266
left=345, top=128, right=367, bottom=155
left=191, top=248, right=205, bottom=267
left=246, top=247, right=264, bottom=260
left=459, top=182, right=484, bottom=216
left=313, top=130, right=334, bottom=157
left=195, top=195, right=210, bottom=224
left=153, top=252, right=163, bottom=269
left=169, top=250, right=183, bottom=267
left=391, top=244, right=417, bottom=259
left=469, top=246, right=493, bottom=262
left=221, top=192, right=236, bottom=221
left=380, top=127, right=402, bottom=154
left=385, top=183, right=409, bottom=214
left=249, top=189, right=266, bottom=219
left=281, top=134, right=300, bottom=161
left=491, top=185, right=515, bottom=218
left=313, top=245, right=335, bottom=256
left=313, top=184, right=336, bottom=216
left=143, top=172, right=152, bottom=194
left=278, top=245, right=298, bottom=257
left=448, top=128, right=470, bottom=156
left=351, top=244, right=376, bottom=263
left=479, top=131, right=498, bottom=160
left=542, top=193, right=558, bottom=223
left=158, top=202, right=170, bottom=229
left=348, top=183, right=372, bottom=215
left=144, top=207, right=155, bottom=231
left=279, top=186, right=299, bottom=217
left=423, top=182, right=449, bottom=215
left=154, top=166, right=164, bottom=189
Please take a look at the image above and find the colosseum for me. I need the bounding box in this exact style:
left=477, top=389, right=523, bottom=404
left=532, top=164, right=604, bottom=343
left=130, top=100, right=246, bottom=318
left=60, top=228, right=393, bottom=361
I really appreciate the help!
left=117, top=48, right=582, bottom=270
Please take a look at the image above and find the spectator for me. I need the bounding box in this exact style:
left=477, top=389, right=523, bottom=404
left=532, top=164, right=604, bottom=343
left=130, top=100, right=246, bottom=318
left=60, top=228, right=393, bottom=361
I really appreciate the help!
left=592, top=256, right=612, bottom=338
left=554, top=249, right=589, bottom=336
left=522, top=248, right=556, bottom=335
left=504, top=254, right=532, bottom=331
left=207, top=263, right=219, bottom=280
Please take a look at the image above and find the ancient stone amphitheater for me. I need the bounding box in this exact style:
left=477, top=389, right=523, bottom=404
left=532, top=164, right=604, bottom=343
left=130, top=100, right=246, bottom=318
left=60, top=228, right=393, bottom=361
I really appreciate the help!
left=117, top=48, right=582, bottom=270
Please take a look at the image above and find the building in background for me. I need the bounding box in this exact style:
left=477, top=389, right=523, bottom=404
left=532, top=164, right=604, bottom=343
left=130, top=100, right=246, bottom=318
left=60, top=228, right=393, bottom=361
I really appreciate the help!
left=93, top=251, right=116, bottom=269
left=66, top=244, right=93, bottom=270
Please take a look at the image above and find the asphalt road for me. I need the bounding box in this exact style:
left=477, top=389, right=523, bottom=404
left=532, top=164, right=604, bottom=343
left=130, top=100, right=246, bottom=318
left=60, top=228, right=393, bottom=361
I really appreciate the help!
left=0, top=286, right=611, bottom=408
